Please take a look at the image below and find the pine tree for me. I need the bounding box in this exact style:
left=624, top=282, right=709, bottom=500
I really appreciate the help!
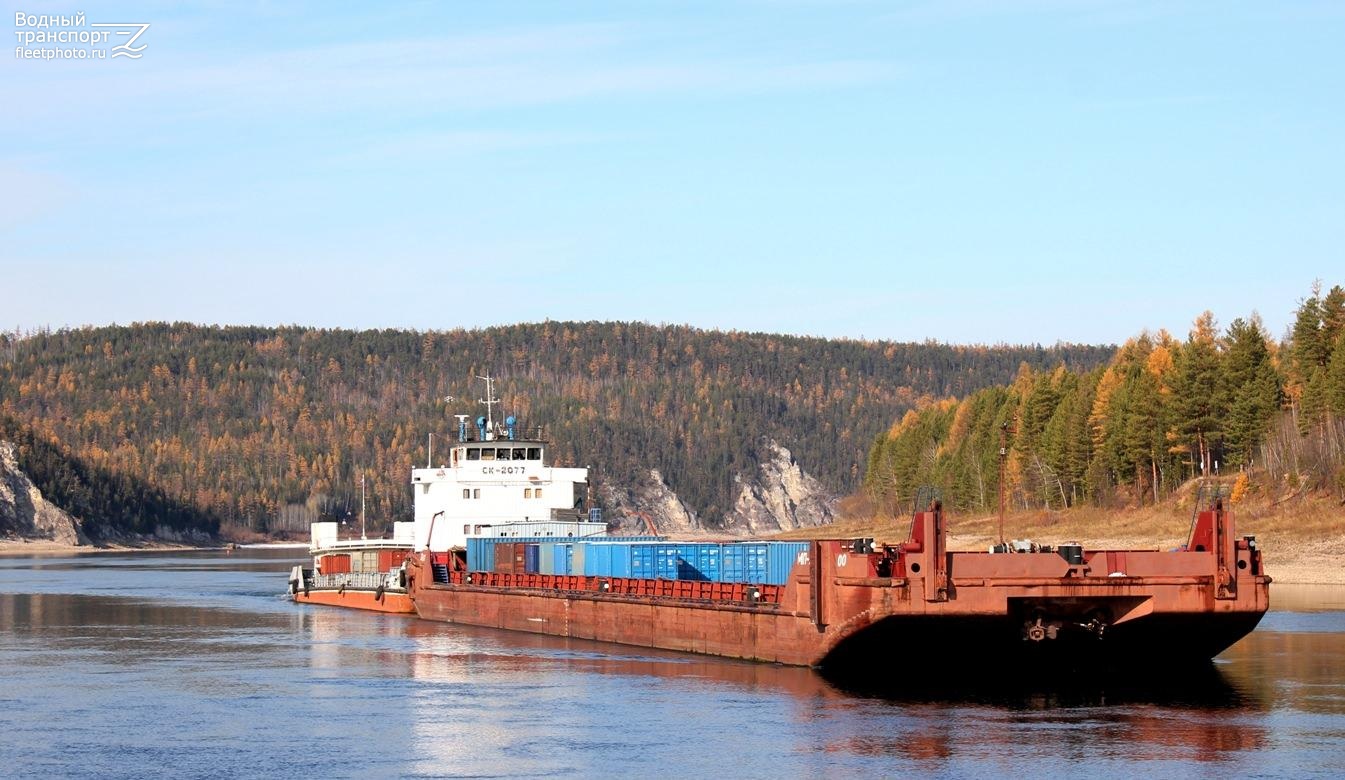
left=1121, top=367, right=1167, bottom=502
left=1326, top=328, right=1345, bottom=417
left=1222, top=317, right=1282, bottom=468
left=1321, top=285, right=1345, bottom=353
left=1169, top=313, right=1226, bottom=477
left=1290, top=284, right=1331, bottom=432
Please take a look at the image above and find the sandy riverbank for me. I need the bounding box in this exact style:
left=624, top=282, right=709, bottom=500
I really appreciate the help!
left=0, top=536, right=314, bottom=555
left=0, top=539, right=223, bottom=557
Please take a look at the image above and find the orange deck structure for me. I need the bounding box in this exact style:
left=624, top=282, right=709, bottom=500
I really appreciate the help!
left=407, top=500, right=1268, bottom=669
left=293, top=587, right=415, bottom=614
left=289, top=544, right=416, bottom=615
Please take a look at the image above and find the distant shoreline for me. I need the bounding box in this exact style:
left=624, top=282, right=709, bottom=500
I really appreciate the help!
left=2, top=535, right=1335, bottom=586
left=0, top=539, right=307, bottom=557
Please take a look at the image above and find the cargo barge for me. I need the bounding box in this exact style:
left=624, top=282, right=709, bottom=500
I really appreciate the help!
left=408, top=496, right=1269, bottom=669
left=301, top=376, right=1272, bottom=670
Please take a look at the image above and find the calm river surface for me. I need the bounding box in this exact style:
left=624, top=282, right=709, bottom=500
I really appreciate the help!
left=1, top=549, right=1343, bottom=779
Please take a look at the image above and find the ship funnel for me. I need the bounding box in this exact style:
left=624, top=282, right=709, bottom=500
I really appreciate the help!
left=506, top=415, right=517, bottom=441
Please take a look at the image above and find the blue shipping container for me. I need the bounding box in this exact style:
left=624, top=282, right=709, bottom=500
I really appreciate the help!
left=626, top=543, right=682, bottom=580
left=656, top=544, right=680, bottom=579
left=767, top=542, right=808, bottom=585
left=676, top=543, right=721, bottom=581
left=628, top=544, right=653, bottom=579
left=469, top=536, right=659, bottom=573
left=585, top=542, right=634, bottom=578
left=550, top=543, right=573, bottom=576
left=581, top=544, right=609, bottom=577
left=466, top=537, right=802, bottom=583
left=602, top=541, right=796, bottom=584
left=466, top=538, right=492, bottom=572
left=721, top=543, right=768, bottom=584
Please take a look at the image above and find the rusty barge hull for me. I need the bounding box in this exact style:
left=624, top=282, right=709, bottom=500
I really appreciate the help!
left=408, top=504, right=1270, bottom=669
left=409, top=570, right=1267, bottom=668
left=412, top=582, right=822, bottom=665
left=294, top=588, right=415, bottom=614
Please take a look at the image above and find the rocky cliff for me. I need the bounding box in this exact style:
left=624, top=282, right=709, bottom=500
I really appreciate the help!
left=601, top=439, right=836, bottom=536
left=600, top=469, right=704, bottom=535
left=725, top=440, right=836, bottom=535
left=0, top=440, right=87, bottom=545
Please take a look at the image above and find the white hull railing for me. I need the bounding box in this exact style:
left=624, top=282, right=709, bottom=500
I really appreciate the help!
left=306, top=571, right=406, bottom=592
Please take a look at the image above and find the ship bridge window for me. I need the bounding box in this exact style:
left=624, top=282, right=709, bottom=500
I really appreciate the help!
left=512, top=448, right=526, bottom=461
left=462, top=489, right=470, bottom=499
left=535, top=488, right=543, bottom=499
left=466, top=448, right=480, bottom=461
left=528, top=447, right=542, bottom=460
left=480, top=448, right=496, bottom=461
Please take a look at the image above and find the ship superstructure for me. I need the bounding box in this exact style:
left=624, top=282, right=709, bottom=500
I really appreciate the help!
left=410, top=375, right=604, bottom=552
left=293, top=376, right=607, bottom=612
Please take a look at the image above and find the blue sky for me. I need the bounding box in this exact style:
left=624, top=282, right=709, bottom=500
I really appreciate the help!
left=3, top=1, right=1341, bottom=345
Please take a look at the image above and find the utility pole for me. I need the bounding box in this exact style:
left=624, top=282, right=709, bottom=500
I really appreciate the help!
left=998, top=420, right=1016, bottom=548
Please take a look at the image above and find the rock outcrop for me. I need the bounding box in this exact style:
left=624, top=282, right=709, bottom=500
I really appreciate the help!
left=600, top=440, right=836, bottom=537
left=0, top=440, right=86, bottom=545
left=600, top=468, right=703, bottom=535
left=722, top=440, right=836, bottom=535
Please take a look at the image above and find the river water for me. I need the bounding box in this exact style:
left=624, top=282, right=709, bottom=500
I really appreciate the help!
left=1, top=549, right=1342, bottom=779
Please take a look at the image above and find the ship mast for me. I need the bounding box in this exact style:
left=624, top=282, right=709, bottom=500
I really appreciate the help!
left=477, top=373, right=500, bottom=439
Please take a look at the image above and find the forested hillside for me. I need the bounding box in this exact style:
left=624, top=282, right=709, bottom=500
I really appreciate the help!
left=0, top=322, right=1111, bottom=537
left=865, top=283, right=1345, bottom=516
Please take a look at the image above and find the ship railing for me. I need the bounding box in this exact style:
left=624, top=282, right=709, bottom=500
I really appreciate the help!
left=443, top=569, right=784, bottom=606
left=307, top=571, right=406, bottom=592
